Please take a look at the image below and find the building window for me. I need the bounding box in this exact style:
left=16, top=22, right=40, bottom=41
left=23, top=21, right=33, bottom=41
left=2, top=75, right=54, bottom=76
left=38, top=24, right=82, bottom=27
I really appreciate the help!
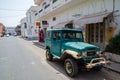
left=24, top=23, right=27, bottom=28
left=42, top=21, right=48, bottom=25
left=53, top=17, right=56, bottom=21
left=53, top=32, right=60, bottom=40
left=46, top=32, right=51, bottom=38
left=65, top=23, right=73, bottom=29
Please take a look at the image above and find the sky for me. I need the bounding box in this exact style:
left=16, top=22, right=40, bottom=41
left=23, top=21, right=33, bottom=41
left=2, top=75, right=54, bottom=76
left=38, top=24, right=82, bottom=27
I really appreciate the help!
left=0, top=0, right=34, bottom=27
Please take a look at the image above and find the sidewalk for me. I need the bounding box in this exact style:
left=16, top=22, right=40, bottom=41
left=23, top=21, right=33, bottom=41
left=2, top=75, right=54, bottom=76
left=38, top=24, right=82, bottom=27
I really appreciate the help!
left=32, top=40, right=120, bottom=74
left=104, top=61, right=120, bottom=74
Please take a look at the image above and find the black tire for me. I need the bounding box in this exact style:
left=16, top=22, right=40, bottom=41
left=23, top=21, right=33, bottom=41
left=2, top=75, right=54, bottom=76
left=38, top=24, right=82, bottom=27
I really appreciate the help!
left=92, top=66, right=102, bottom=71
left=46, top=49, right=53, bottom=61
left=64, top=58, right=78, bottom=77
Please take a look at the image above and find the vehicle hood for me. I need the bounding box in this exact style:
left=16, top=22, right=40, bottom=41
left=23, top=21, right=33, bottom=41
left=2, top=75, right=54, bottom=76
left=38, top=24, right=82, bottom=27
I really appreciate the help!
left=63, top=42, right=100, bottom=51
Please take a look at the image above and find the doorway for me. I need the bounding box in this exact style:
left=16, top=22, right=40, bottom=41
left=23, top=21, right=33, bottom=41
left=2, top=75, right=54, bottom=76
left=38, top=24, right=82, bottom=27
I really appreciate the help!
left=86, top=22, right=105, bottom=50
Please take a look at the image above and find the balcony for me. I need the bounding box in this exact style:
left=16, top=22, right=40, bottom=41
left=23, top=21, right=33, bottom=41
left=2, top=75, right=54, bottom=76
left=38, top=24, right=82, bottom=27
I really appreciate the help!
left=44, top=4, right=52, bottom=15
left=52, top=0, right=58, bottom=3
left=48, top=0, right=86, bottom=15
left=52, top=0, right=64, bottom=10
left=52, top=0, right=87, bottom=10
left=36, top=0, right=87, bottom=20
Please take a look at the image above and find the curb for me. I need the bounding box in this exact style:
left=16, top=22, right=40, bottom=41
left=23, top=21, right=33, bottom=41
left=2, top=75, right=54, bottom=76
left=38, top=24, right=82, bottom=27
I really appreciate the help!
left=33, top=42, right=45, bottom=49
left=103, top=66, right=120, bottom=74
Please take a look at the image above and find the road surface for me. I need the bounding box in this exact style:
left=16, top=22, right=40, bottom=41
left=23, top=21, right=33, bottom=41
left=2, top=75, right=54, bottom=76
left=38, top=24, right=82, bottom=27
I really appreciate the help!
left=0, top=36, right=120, bottom=80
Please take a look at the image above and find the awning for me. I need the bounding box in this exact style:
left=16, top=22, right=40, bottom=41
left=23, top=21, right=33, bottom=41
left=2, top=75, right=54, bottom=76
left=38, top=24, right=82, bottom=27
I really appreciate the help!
left=74, top=12, right=111, bottom=27
left=53, top=20, right=72, bottom=29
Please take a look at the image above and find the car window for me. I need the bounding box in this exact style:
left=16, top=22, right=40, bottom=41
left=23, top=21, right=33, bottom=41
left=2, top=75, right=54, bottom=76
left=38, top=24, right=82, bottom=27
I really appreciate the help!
left=46, top=32, right=51, bottom=38
left=62, top=31, right=83, bottom=40
left=53, top=32, right=60, bottom=40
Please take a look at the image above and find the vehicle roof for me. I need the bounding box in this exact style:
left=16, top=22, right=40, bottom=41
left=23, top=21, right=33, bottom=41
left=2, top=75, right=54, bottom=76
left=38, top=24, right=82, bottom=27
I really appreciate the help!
left=47, top=28, right=82, bottom=32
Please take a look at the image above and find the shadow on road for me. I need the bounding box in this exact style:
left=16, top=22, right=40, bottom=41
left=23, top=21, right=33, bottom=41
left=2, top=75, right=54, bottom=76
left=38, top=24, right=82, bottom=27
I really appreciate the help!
left=33, top=42, right=45, bottom=50
left=46, top=58, right=113, bottom=80
left=32, top=41, right=114, bottom=80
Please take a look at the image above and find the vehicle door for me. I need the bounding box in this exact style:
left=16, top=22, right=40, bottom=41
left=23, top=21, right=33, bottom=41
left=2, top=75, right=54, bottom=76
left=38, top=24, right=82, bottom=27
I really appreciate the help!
left=51, top=31, right=61, bottom=57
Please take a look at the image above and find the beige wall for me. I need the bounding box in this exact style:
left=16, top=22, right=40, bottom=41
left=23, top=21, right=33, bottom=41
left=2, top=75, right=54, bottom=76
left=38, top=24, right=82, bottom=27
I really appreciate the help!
left=0, top=23, right=3, bottom=33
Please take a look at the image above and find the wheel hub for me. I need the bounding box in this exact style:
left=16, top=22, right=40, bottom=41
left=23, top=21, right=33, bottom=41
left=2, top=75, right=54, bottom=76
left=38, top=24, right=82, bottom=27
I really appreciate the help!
left=66, top=62, right=72, bottom=74
left=46, top=51, right=50, bottom=59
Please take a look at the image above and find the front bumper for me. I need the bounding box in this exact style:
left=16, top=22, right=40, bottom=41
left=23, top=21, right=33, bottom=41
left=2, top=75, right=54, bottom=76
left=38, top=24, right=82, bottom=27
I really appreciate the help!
left=86, top=57, right=109, bottom=69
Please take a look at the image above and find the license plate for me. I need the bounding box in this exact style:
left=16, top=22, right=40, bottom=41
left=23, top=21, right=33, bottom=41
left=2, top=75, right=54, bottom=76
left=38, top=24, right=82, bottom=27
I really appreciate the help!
left=96, top=63, right=102, bottom=66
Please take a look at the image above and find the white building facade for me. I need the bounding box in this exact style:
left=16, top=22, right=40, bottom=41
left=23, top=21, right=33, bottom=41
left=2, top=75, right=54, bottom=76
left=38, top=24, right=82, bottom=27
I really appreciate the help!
left=25, top=6, right=39, bottom=39
left=20, top=17, right=27, bottom=38
left=6, top=27, right=16, bottom=36
left=33, top=0, right=120, bottom=49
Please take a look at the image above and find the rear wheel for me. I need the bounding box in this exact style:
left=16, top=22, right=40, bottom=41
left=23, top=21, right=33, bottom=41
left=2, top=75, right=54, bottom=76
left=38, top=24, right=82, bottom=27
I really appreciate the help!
left=64, top=58, right=78, bottom=77
left=46, top=49, right=53, bottom=61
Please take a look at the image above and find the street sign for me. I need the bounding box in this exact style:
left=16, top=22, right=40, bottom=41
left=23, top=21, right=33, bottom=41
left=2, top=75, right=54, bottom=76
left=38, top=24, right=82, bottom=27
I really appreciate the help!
left=36, top=21, right=41, bottom=26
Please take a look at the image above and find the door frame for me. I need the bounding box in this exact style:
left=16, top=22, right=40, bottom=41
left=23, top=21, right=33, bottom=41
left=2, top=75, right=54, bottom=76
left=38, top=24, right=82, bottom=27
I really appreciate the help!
left=85, top=22, right=105, bottom=49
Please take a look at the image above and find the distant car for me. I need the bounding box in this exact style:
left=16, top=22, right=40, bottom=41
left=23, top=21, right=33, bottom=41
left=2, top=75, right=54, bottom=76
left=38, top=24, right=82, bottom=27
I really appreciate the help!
left=45, top=28, right=109, bottom=77
left=6, top=34, right=9, bottom=37
left=0, top=34, right=2, bottom=37
left=0, top=33, right=4, bottom=37
left=14, top=33, right=17, bottom=36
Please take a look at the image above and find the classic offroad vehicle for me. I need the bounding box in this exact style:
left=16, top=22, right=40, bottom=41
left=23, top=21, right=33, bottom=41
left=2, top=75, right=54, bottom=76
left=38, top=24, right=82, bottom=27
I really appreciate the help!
left=45, top=28, right=109, bottom=77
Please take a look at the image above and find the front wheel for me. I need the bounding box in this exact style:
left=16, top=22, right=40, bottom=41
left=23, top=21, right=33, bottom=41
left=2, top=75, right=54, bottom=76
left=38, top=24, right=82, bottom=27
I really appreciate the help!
left=46, top=49, right=53, bottom=61
left=92, top=66, right=102, bottom=71
left=64, top=58, right=78, bottom=77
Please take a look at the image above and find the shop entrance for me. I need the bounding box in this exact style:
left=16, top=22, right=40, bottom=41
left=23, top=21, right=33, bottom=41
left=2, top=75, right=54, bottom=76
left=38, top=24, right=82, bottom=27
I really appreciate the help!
left=86, top=22, right=105, bottom=50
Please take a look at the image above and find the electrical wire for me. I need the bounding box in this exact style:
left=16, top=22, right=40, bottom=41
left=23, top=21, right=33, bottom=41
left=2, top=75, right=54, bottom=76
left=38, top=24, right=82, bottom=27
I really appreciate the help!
left=0, top=8, right=27, bottom=11
left=0, top=14, right=25, bottom=18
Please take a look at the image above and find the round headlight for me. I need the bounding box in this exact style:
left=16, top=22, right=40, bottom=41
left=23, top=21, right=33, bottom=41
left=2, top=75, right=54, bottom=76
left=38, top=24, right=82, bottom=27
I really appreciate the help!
left=82, top=51, right=87, bottom=57
left=96, top=51, right=101, bottom=55
left=96, top=51, right=103, bottom=56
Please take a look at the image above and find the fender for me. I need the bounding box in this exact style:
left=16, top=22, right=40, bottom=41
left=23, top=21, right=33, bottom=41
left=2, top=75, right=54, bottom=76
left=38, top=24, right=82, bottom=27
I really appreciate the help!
left=61, top=50, right=82, bottom=59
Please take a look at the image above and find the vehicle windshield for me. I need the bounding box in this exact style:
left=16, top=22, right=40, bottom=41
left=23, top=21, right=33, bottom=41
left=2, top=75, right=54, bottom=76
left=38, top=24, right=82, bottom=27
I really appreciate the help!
left=62, top=31, right=83, bottom=41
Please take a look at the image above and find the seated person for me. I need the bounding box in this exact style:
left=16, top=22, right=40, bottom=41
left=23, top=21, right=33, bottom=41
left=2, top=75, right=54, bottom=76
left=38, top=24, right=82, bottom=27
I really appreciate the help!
left=54, top=33, right=60, bottom=40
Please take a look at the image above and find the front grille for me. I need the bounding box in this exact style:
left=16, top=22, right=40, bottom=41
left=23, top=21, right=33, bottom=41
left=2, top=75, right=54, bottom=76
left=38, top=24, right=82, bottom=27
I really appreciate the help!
left=87, top=51, right=96, bottom=56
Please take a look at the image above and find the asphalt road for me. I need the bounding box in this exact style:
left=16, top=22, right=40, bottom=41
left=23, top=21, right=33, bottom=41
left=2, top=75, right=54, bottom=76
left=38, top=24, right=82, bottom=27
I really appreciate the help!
left=0, top=36, right=120, bottom=80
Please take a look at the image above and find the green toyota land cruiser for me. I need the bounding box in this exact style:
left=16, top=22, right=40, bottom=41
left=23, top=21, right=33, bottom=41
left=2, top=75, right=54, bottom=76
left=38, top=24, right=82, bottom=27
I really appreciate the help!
left=45, top=28, right=109, bottom=77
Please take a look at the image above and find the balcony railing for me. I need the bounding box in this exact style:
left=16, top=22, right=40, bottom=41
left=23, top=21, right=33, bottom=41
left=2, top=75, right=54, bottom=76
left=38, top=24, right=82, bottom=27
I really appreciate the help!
left=35, top=0, right=84, bottom=19
left=44, top=4, right=50, bottom=9
left=52, top=0, right=64, bottom=9
left=39, top=9, right=43, bottom=13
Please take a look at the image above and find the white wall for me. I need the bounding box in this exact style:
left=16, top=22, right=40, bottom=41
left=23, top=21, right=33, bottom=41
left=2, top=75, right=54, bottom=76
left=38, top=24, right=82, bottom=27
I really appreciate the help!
left=35, top=0, right=120, bottom=35
left=114, top=0, right=120, bottom=35
left=26, top=6, right=39, bottom=39
left=20, top=18, right=27, bottom=37
left=31, top=11, right=38, bottom=38
left=26, top=14, right=32, bottom=38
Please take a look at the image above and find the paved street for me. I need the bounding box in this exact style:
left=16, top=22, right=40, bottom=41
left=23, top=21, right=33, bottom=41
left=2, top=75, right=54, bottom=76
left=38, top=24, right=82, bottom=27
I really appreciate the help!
left=0, top=36, right=120, bottom=80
